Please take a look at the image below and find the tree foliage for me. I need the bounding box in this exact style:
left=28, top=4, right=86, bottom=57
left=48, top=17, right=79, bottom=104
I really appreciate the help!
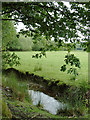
left=2, top=51, right=20, bottom=69
left=2, top=2, right=89, bottom=44
left=1, top=1, right=89, bottom=75
left=60, top=53, right=81, bottom=78
left=2, top=17, right=21, bottom=69
left=2, top=18, right=20, bottom=51
left=32, top=36, right=60, bottom=51
left=18, top=35, right=33, bottom=51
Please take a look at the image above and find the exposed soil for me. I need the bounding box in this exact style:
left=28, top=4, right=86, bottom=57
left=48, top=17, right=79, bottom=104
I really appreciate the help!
left=3, top=68, right=70, bottom=99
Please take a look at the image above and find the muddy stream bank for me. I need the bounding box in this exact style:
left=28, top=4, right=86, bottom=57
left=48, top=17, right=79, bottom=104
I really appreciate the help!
left=3, top=68, right=70, bottom=98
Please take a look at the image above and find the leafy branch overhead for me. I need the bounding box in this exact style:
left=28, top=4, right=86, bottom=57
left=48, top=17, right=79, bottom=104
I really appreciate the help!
left=60, top=54, right=81, bottom=77
left=2, top=52, right=20, bottom=69
left=2, top=2, right=89, bottom=47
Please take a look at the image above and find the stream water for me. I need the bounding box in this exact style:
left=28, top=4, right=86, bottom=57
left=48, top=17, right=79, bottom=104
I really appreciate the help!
left=29, top=90, right=68, bottom=115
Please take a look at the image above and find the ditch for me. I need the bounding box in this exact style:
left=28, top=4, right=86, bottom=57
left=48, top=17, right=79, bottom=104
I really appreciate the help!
left=2, top=68, right=89, bottom=118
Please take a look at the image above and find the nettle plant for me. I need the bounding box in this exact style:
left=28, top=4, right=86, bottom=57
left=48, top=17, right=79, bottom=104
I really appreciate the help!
left=2, top=51, right=20, bottom=69
left=60, top=52, right=80, bottom=80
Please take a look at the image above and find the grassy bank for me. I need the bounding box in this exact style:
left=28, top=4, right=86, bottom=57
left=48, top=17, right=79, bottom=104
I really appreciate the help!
left=2, top=71, right=88, bottom=119
left=14, top=51, right=88, bottom=87
left=2, top=72, right=69, bottom=119
left=2, top=69, right=89, bottom=119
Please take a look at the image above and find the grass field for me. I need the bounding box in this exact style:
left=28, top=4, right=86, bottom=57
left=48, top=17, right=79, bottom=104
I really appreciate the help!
left=13, top=51, right=88, bottom=87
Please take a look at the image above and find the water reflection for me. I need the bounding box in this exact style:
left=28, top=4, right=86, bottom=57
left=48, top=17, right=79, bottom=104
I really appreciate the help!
left=29, top=90, right=67, bottom=115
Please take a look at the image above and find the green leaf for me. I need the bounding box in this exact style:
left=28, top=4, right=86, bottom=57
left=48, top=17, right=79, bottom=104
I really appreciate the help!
left=60, top=65, right=66, bottom=72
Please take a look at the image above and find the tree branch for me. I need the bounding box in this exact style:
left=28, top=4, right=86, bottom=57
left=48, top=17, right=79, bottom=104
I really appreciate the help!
left=1, top=19, right=22, bottom=22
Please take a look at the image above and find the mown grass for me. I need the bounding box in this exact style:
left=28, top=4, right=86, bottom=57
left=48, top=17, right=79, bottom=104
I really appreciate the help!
left=14, top=51, right=88, bottom=87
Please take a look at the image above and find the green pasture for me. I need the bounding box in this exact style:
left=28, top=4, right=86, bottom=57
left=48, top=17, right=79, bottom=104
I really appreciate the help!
left=14, top=51, right=88, bottom=87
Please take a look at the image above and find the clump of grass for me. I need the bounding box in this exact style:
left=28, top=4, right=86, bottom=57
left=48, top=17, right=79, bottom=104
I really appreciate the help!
left=2, top=72, right=29, bottom=102
left=33, top=63, right=42, bottom=72
left=2, top=100, right=12, bottom=119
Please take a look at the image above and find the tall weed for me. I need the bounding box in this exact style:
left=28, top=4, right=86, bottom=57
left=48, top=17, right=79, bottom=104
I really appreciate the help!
left=2, top=72, right=29, bottom=102
left=33, top=63, right=42, bottom=72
